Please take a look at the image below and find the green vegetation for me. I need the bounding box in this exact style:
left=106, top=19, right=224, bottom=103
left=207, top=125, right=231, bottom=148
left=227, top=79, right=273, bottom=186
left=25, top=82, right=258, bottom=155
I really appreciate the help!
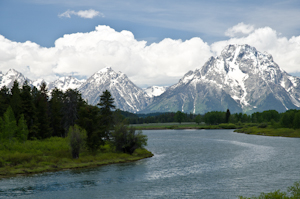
left=239, top=181, right=300, bottom=199
left=122, top=109, right=300, bottom=138
left=0, top=82, right=151, bottom=177
left=0, top=137, right=152, bottom=178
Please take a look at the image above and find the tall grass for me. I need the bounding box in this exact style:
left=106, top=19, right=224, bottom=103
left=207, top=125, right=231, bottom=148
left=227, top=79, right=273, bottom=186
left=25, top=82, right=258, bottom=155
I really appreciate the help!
left=0, top=137, right=152, bottom=177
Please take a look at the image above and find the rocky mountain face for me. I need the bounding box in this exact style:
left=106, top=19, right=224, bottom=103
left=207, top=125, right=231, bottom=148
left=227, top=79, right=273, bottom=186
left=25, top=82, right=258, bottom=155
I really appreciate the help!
left=78, top=67, right=150, bottom=112
left=142, top=44, right=300, bottom=114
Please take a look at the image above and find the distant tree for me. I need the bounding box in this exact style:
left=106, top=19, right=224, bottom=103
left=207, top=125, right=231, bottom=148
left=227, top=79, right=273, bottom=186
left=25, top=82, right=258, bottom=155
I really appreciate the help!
left=293, top=111, right=300, bottom=129
left=280, top=110, right=296, bottom=128
left=225, top=109, right=231, bottom=123
left=194, top=115, right=202, bottom=125
left=174, top=111, right=185, bottom=124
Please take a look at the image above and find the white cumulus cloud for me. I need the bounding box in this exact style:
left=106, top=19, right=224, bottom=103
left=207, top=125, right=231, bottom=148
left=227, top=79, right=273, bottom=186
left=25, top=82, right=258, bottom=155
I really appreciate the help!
left=58, top=9, right=104, bottom=19
left=225, top=22, right=255, bottom=38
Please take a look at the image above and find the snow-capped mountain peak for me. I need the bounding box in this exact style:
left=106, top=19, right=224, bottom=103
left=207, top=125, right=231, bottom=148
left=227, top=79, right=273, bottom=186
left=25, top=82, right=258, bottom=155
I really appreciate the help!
left=0, top=69, right=31, bottom=88
left=143, top=44, right=300, bottom=114
left=47, top=76, right=85, bottom=92
left=79, top=67, right=150, bottom=112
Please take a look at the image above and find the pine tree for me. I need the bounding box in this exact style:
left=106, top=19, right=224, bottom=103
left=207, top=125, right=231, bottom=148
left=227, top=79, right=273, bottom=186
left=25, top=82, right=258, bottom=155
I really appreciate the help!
left=1, top=106, right=17, bottom=143
left=78, top=104, right=105, bottom=152
left=225, top=109, right=231, bottom=123
left=49, top=88, right=64, bottom=137
left=62, top=89, right=85, bottom=137
left=0, top=86, right=10, bottom=117
left=20, top=80, right=37, bottom=133
left=16, top=114, right=29, bottom=143
left=98, top=90, right=115, bottom=139
left=10, top=80, right=22, bottom=122
left=36, top=82, right=51, bottom=139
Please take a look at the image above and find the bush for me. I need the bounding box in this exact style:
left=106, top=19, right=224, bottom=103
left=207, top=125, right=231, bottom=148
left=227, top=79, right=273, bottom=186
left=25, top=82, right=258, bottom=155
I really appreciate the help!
left=111, top=123, right=147, bottom=154
left=219, top=123, right=237, bottom=129
left=68, top=125, right=87, bottom=159
left=239, top=181, right=300, bottom=199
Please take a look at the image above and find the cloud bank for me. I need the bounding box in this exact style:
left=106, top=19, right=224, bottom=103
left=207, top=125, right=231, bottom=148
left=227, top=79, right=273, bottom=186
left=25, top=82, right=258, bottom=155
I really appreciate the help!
left=0, top=24, right=299, bottom=87
left=59, top=9, right=104, bottom=19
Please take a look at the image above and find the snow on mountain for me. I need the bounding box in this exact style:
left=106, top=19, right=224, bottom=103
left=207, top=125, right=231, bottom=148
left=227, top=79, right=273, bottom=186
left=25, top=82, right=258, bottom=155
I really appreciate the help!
left=143, top=44, right=300, bottom=114
left=144, top=86, right=168, bottom=97
left=32, top=78, right=48, bottom=89
left=48, top=76, right=85, bottom=92
left=79, top=67, right=150, bottom=112
left=0, top=69, right=32, bottom=88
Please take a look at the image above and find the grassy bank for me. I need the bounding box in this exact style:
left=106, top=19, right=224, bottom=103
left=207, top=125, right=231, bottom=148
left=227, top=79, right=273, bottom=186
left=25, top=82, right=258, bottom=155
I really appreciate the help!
left=130, top=122, right=239, bottom=130
left=0, top=137, right=153, bottom=178
left=235, top=125, right=300, bottom=137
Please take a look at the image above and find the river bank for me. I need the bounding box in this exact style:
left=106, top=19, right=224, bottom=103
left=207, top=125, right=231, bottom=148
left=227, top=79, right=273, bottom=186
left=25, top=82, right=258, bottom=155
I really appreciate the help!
left=132, top=122, right=300, bottom=138
left=0, top=137, right=153, bottom=179
left=234, top=125, right=300, bottom=137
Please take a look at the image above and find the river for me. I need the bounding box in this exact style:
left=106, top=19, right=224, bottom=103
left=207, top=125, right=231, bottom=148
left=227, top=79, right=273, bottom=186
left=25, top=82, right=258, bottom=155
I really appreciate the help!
left=1, top=129, right=300, bottom=198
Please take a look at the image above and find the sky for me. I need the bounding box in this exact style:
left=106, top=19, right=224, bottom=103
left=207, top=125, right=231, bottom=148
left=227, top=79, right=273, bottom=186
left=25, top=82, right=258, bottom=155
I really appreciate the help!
left=0, top=0, right=300, bottom=88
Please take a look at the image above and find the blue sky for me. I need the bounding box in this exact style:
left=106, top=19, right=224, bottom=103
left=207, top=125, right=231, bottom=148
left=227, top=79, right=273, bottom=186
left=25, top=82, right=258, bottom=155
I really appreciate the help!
left=0, top=0, right=300, bottom=87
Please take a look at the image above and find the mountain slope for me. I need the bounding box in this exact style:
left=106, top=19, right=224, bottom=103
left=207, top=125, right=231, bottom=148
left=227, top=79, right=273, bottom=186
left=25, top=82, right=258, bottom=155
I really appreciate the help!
left=142, top=44, right=300, bottom=114
left=144, top=86, right=168, bottom=97
left=79, top=67, right=150, bottom=112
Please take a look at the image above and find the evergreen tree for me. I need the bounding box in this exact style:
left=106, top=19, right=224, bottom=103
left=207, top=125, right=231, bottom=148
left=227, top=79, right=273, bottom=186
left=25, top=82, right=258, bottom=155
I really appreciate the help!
left=16, top=114, right=29, bottom=143
left=293, top=111, right=300, bottom=129
left=10, top=80, right=22, bottom=121
left=1, top=106, right=17, bottom=143
left=98, top=90, right=115, bottom=139
left=49, top=88, right=64, bottom=137
left=62, top=89, right=85, bottom=136
left=77, top=104, right=105, bottom=152
left=0, top=86, right=10, bottom=117
left=20, top=80, right=37, bottom=133
left=29, top=86, right=40, bottom=139
left=225, top=109, right=231, bottom=123
left=36, top=82, right=51, bottom=139
left=174, top=111, right=185, bottom=124
left=195, top=115, right=201, bottom=125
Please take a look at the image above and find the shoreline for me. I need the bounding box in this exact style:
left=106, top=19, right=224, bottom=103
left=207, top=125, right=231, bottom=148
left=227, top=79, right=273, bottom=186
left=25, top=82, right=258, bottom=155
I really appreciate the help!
left=0, top=149, right=153, bottom=179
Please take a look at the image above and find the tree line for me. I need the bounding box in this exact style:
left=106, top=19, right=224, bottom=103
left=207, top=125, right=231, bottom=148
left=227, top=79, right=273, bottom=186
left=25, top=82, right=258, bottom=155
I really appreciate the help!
left=0, top=80, right=147, bottom=158
left=122, top=108, right=300, bottom=129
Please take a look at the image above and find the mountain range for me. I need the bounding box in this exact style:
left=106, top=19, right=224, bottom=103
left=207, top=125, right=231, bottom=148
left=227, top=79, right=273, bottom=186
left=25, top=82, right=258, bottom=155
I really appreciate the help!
left=1, top=44, right=300, bottom=114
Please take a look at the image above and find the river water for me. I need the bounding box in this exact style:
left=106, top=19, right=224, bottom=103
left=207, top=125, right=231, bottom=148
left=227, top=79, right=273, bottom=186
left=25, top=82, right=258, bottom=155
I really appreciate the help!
left=1, top=129, right=300, bottom=198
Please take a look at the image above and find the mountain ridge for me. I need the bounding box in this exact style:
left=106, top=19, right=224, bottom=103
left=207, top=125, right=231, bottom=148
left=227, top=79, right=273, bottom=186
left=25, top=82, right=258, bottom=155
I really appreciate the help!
left=1, top=44, right=300, bottom=114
